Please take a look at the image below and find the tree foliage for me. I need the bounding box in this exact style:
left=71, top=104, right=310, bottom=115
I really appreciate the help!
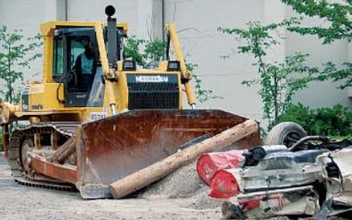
left=185, top=62, right=221, bottom=103
left=124, top=37, right=165, bottom=69
left=0, top=26, right=42, bottom=103
left=219, top=19, right=319, bottom=129
left=279, top=103, right=352, bottom=136
left=283, top=0, right=352, bottom=44
left=282, top=0, right=352, bottom=89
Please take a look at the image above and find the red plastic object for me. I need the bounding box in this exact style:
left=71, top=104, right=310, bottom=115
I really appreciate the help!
left=240, top=199, right=260, bottom=210
left=208, top=168, right=240, bottom=198
left=196, top=150, right=244, bottom=186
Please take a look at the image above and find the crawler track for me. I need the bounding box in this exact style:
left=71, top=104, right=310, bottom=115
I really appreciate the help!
left=7, top=122, right=79, bottom=191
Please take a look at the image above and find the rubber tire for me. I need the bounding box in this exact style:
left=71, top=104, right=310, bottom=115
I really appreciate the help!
left=266, top=122, right=307, bottom=148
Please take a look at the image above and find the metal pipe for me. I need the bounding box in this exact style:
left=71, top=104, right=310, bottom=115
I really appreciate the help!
left=161, top=0, right=165, bottom=43
left=167, top=24, right=196, bottom=107
left=107, top=17, right=117, bottom=68
left=64, top=0, right=68, bottom=21
left=111, top=104, right=117, bottom=115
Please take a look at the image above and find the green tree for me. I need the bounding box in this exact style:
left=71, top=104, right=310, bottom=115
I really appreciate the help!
left=282, top=0, right=352, bottom=89
left=219, top=19, right=319, bottom=129
left=124, top=37, right=165, bottom=69
left=185, top=63, right=221, bottom=104
left=0, top=26, right=42, bottom=103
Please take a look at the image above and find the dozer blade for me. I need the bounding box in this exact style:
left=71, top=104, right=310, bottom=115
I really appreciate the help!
left=75, top=109, right=260, bottom=199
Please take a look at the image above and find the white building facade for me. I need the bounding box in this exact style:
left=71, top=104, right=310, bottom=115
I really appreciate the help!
left=0, top=0, right=351, bottom=125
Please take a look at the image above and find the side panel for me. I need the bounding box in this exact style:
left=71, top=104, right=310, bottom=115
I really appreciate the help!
left=20, top=82, right=105, bottom=122
left=28, top=83, right=64, bottom=111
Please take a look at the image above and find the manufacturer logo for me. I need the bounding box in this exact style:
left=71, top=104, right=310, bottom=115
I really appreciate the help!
left=32, top=104, right=43, bottom=110
left=135, top=75, right=168, bottom=83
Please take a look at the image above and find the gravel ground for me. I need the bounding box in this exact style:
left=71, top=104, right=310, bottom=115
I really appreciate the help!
left=0, top=153, right=223, bottom=220
left=1, top=152, right=347, bottom=220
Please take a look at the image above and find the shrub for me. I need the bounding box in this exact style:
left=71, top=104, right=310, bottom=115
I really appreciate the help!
left=278, top=103, right=352, bottom=136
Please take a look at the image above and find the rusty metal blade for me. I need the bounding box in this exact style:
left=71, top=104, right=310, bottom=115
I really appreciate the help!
left=75, top=109, right=260, bottom=199
left=30, top=155, right=77, bottom=184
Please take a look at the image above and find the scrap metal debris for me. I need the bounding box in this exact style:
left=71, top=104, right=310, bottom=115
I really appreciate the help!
left=197, top=122, right=352, bottom=219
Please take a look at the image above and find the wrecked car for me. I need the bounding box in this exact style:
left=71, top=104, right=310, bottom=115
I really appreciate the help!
left=197, top=122, right=352, bottom=219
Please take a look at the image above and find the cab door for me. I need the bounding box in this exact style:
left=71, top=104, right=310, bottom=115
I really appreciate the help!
left=53, top=28, right=98, bottom=107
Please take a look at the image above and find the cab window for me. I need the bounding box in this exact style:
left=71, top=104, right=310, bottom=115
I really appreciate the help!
left=53, top=37, right=63, bottom=81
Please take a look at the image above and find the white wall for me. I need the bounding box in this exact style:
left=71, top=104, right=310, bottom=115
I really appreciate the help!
left=65, top=0, right=160, bottom=39
left=284, top=7, right=351, bottom=108
left=0, top=0, right=58, bottom=82
left=161, top=0, right=352, bottom=123
left=0, top=0, right=159, bottom=82
left=1, top=0, right=351, bottom=126
left=162, top=0, right=293, bottom=123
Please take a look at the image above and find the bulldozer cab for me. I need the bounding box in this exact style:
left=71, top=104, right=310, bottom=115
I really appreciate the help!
left=53, top=27, right=105, bottom=107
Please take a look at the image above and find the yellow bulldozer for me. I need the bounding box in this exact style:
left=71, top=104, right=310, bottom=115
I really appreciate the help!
left=0, top=5, right=260, bottom=199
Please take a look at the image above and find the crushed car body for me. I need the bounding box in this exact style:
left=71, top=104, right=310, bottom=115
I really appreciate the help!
left=197, top=122, right=352, bottom=219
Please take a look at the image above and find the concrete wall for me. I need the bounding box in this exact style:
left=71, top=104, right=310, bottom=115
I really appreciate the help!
left=162, top=0, right=280, bottom=121
left=64, top=0, right=163, bottom=40
left=0, top=0, right=59, bottom=81
left=0, top=0, right=351, bottom=126
left=284, top=7, right=351, bottom=108
left=162, top=0, right=352, bottom=119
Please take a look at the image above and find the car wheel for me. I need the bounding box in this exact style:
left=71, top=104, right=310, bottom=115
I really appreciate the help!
left=266, top=122, right=307, bottom=148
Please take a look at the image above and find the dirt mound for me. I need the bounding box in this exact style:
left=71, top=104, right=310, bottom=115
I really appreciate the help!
left=185, top=187, right=223, bottom=210
left=140, top=161, right=204, bottom=199
left=139, top=160, right=225, bottom=210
